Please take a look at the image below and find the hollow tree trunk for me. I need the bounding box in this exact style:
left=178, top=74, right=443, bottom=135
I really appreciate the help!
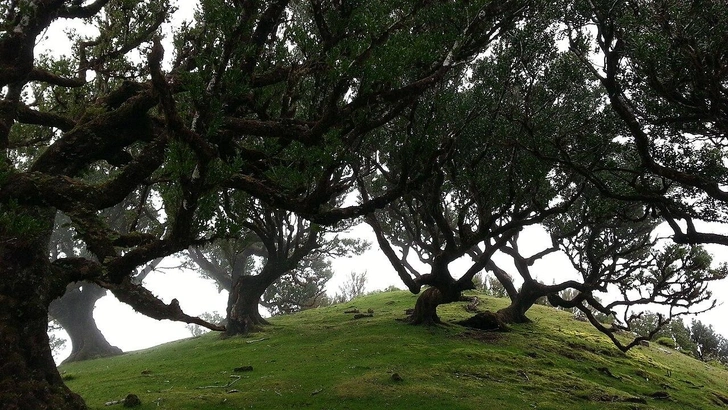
left=49, top=283, right=123, bottom=364
left=0, top=209, right=87, bottom=410
left=225, top=275, right=270, bottom=336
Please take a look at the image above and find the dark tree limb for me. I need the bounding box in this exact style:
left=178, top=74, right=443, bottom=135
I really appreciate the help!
left=98, top=278, right=225, bottom=332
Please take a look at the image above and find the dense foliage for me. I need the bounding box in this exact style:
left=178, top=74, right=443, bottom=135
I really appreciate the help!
left=2, top=1, right=728, bottom=409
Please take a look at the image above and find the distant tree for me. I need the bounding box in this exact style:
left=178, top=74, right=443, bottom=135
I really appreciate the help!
left=47, top=212, right=122, bottom=364
left=48, top=195, right=163, bottom=363
left=719, top=340, right=728, bottom=365
left=186, top=311, right=226, bottom=337
left=629, top=312, right=694, bottom=352
left=480, top=273, right=510, bottom=299
left=188, top=199, right=367, bottom=335
left=332, top=270, right=368, bottom=304
left=471, top=273, right=486, bottom=293
left=261, top=257, right=335, bottom=316
left=667, top=319, right=696, bottom=354
left=49, top=283, right=123, bottom=363
left=690, top=320, right=728, bottom=363
left=187, top=235, right=261, bottom=296
left=47, top=320, right=67, bottom=361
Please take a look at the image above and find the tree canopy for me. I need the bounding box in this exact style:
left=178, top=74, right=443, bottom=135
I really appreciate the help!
left=1, top=1, right=728, bottom=409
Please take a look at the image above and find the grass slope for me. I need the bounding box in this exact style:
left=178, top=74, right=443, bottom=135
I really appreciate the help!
left=61, top=291, right=728, bottom=409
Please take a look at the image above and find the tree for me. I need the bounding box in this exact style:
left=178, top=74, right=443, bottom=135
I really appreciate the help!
left=2, top=1, right=526, bottom=406
left=262, top=256, right=335, bottom=315
left=477, top=233, right=564, bottom=324
left=48, top=192, right=164, bottom=363
left=47, top=319, right=68, bottom=360
left=361, top=95, right=575, bottom=325
left=186, top=311, right=225, bottom=337
left=360, top=6, right=583, bottom=326
left=186, top=232, right=266, bottom=334
left=363, top=147, right=567, bottom=325
left=435, top=1, right=728, bottom=349
left=331, top=270, right=368, bottom=304
left=47, top=212, right=122, bottom=363
left=480, top=273, right=510, bottom=299
left=629, top=312, right=694, bottom=352
left=690, top=319, right=728, bottom=363
left=189, top=199, right=365, bottom=336
left=48, top=283, right=122, bottom=363
left=545, top=192, right=727, bottom=351
left=555, top=1, right=728, bottom=246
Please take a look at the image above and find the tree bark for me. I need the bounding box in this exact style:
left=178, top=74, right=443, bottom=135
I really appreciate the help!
left=495, top=299, right=534, bottom=324
left=225, top=274, right=271, bottom=336
left=0, top=208, right=87, bottom=410
left=409, top=287, right=445, bottom=325
left=408, top=261, right=473, bottom=326
left=49, top=283, right=123, bottom=364
left=408, top=279, right=468, bottom=326
left=495, top=281, right=547, bottom=324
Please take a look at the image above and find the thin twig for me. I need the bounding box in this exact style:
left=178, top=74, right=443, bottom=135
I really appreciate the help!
left=197, top=375, right=241, bottom=389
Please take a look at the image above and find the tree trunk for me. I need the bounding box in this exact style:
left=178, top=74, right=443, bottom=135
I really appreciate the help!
left=495, top=299, right=534, bottom=324
left=408, top=261, right=470, bottom=326
left=225, top=275, right=270, bottom=336
left=409, top=287, right=445, bottom=325
left=0, top=209, right=87, bottom=410
left=494, top=281, right=546, bottom=324
left=409, top=283, right=467, bottom=326
left=49, top=283, right=123, bottom=364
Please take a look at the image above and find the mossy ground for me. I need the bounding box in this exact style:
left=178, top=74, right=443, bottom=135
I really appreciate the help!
left=61, top=291, right=728, bottom=409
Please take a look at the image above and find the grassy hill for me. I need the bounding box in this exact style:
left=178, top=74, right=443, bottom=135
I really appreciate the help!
left=60, top=291, right=728, bottom=409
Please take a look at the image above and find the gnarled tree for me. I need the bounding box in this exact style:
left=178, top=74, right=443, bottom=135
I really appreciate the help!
left=545, top=192, right=727, bottom=351
left=359, top=9, right=584, bottom=326
left=189, top=197, right=365, bottom=336
left=558, top=0, right=728, bottom=245
left=1, top=1, right=529, bottom=407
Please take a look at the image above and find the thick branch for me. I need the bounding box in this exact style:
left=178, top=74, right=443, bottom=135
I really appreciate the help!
left=99, top=278, right=225, bottom=331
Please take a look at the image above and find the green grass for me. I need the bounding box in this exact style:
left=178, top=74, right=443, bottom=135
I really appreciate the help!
left=60, top=291, right=728, bottom=409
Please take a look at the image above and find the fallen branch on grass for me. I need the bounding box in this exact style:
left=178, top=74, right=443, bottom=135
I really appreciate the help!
left=197, top=375, right=242, bottom=389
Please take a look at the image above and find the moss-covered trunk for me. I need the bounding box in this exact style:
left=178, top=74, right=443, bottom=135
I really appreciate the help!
left=0, top=208, right=87, bottom=410
left=408, top=260, right=475, bottom=326
left=409, top=287, right=446, bottom=325
left=409, top=281, right=466, bottom=326
left=495, top=298, right=534, bottom=324
left=495, top=281, right=547, bottom=324
left=226, top=275, right=270, bottom=336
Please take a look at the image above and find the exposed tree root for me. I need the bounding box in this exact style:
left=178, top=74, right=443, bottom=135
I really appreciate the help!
left=457, top=311, right=510, bottom=332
